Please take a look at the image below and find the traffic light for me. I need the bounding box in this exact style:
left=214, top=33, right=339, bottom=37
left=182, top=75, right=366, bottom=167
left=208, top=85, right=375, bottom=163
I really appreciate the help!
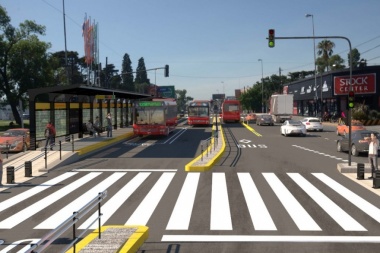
left=164, top=64, right=169, bottom=77
left=268, top=29, right=275, bottom=48
left=348, top=91, right=355, bottom=108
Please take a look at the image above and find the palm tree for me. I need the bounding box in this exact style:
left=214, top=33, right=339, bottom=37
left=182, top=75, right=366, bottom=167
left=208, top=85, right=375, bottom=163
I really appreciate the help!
left=317, top=40, right=335, bottom=72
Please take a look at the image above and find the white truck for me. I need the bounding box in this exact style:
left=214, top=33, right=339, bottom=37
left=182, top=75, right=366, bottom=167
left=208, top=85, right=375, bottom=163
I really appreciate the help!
left=270, top=94, right=294, bottom=123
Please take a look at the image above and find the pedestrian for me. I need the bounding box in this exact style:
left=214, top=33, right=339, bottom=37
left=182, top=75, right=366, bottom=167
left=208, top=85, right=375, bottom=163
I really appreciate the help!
left=94, top=116, right=101, bottom=136
left=360, top=133, right=379, bottom=179
left=0, top=152, right=3, bottom=187
left=106, top=113, right=112, bottom=137
left=44, top=122, right=56, bottom=150
left=86, top=120, right=97, bottom=137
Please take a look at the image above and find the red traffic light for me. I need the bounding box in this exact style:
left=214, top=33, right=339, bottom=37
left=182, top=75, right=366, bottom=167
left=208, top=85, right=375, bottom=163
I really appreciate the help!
left=348, top=91, right=354, bottom=96
left=269, top=29, right=275, bottom=35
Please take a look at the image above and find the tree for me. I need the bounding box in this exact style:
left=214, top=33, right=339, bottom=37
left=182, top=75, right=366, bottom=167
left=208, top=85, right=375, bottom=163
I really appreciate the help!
left=121, top=53, right=134, bottom=91
left=135, top=57, right=149, bottom=85
left=317, top=40, right=335, bottom=72
left=100, top=64, right=119, bottom=89
left=348, top=48, right=361, bottom=68
left=328, top=54, right=345, bottom=70
left=0, top=5, right=53, bottom=125
left=176, top=89, right=193, bottom=112
left=50, top=51, right=84, bottom=85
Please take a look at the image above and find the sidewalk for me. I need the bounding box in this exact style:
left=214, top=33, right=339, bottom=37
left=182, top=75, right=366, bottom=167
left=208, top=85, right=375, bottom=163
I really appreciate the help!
left=0, top=127, right=151, bottom=252
left=0, top=127, right=135, bottom=189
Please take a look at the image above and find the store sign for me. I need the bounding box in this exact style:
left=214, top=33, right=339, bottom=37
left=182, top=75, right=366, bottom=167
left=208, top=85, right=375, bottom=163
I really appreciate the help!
left=334, top=73, right=376, bottom=95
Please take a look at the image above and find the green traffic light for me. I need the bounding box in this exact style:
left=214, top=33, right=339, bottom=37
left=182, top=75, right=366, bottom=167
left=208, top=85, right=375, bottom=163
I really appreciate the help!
left=269, top=41, right=274, bottom=48
left=348, top=102, right=354, bottom=108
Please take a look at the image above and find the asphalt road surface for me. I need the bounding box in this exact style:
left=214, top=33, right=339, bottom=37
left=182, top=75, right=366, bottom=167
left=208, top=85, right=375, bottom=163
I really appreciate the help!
left=1, top=122, right=380, bottom=253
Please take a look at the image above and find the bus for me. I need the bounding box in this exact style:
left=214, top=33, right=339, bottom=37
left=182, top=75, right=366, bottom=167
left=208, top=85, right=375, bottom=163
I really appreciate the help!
left=133, top=98, right=177, bottom=136
left=187, top=100, right=211, bottom=126
left=221, top=99, right=241, bottom=123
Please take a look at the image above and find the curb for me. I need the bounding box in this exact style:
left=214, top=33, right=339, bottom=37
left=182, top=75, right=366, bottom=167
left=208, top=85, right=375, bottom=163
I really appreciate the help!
left=65, top=225, right=149, bottom=253
left=77, top=132, right=135, bottom=156
left=185, top=125, right=225, bottom=172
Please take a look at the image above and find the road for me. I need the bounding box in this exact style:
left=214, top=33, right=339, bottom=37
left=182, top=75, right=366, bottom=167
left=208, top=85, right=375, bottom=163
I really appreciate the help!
left=1, top=122, right=380, bottom=253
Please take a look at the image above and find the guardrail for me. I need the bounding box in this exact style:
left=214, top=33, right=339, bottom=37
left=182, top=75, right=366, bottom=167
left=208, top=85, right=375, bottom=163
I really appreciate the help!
left=25, top=190, right=107, bottom=253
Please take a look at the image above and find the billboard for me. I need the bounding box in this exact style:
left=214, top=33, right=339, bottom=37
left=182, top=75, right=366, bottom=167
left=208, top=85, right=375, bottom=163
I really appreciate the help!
left=334, top=73, right=376, bottom=95
left=157, top=86, right=175, bottom=98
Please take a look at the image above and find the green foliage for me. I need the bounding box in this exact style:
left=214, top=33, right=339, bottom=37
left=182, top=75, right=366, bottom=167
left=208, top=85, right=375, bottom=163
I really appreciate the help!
left=135, top=57, right=149, bottom=84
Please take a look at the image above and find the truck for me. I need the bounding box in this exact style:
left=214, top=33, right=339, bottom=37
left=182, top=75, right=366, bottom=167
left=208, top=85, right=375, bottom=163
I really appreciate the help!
left=270, top=94, right=294, bottom=123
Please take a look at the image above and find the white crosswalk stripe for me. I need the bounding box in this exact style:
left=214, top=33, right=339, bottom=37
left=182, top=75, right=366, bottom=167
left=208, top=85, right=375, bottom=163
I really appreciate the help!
left=35, top=172, right=125, bottom=229
left=289, top=173, right=366, bottom=231
left=166, top=173, right=200, bottom=230
left=211, top=173, right=232, bottom=230
left=238, top=173, right=276, bottom=230
left=79, top=172, right=151, bottom=230
left=125, top=172, right=175, bottom=225
left=0, top=172, right=101, bottom=229
left=1, top=171, right=378, bottom=235
left=0, top=172, right=77, bottom=213
left=263, top=173, right=322, bottom=231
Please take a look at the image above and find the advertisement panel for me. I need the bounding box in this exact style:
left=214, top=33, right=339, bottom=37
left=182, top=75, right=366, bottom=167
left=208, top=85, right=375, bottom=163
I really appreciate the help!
left=157, top=86, right=175, bottom=98
left=334, top=73, right=376, bottom=95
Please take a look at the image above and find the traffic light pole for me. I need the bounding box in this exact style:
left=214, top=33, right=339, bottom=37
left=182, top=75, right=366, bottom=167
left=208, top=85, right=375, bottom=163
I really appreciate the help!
left=270, top=35, right=353, bottom=165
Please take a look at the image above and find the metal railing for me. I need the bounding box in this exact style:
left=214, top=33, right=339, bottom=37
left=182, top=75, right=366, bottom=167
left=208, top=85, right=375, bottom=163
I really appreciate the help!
left=25, top=190, right=107, bottom=253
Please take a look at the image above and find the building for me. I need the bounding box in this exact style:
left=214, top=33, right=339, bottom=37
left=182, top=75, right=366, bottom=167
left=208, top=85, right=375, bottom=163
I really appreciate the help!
left=285, top=65, right=380, bottom=117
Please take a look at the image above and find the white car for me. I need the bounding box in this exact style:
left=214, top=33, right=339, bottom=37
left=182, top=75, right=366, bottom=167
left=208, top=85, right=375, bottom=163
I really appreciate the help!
left=301, top=117, right=323, bottom=132
left=281, top=120, right=307, bottom=137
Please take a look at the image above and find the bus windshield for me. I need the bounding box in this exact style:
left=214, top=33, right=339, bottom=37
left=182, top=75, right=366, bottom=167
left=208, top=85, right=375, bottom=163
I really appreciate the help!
left=188, top=107, right=209, bottom=117
left=135, top=107, right=165, bottom=125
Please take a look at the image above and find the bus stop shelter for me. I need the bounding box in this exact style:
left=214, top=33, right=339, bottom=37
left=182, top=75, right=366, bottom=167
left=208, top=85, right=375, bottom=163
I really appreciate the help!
left=28, top=84, right=151, bottom=150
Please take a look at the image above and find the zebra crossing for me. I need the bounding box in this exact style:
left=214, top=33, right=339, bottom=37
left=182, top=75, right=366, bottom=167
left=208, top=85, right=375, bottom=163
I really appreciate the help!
left=0, top=170, right=380, bottom=234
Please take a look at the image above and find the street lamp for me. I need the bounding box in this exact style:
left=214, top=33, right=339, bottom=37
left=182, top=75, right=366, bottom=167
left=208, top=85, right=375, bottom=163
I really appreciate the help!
left=258, top=59, right=264, bottom=113
left=305, top=13, right=318, bottom=116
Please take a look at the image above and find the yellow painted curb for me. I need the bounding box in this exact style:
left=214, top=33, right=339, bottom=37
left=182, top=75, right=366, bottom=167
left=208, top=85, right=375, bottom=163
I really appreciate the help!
left=185, top=125, right=225, bottom=172
left=77, top=132, right=135, bottom=155
left=65, top=225, right=149, bottom=253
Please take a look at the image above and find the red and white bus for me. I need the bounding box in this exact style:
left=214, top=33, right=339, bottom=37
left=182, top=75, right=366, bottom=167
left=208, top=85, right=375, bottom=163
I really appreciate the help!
left=221, top=99, right=241, bottom=123
left=187, top=100, right=211, bottom=126
left=133, top=98, right=177, bottom=136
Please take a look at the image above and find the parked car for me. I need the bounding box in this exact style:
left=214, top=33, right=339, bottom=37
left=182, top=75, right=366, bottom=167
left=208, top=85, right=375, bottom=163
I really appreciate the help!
left=336, top=130, right=380, bottom=156
left=336, top=120, right=366, bottom=136
left=301, top=117, right=323, bottom=132
left=281, top=120, right=306, bottom=137
left=0, top=128, right=30, bottom=152
left=256, top=113, right=274, bottom=126
left=242, top=113, right=256, bottom=123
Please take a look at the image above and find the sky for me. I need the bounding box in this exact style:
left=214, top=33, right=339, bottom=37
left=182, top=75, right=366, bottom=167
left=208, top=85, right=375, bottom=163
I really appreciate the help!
left=2, top=0, right=380, bottom=100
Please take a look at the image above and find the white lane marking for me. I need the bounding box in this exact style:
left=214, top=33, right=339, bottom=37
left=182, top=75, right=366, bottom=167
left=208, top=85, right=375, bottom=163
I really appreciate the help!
left=292, top=145, right=348, bottom=162
left=263, top=173, right=321, bottom=231
left=211, top=173, right=232, bottom=230
left=71, top=168, right=177, bottom=172
left=237, top=173, right=277, bottom=230
left=161, top=235, right=380, bottom=243
left=288, top=173, right=366, bottom=231
left=126, top=172, right=175, bottom=225
left=0, top=172, right=77, bottom=212
left=166, top=173, right=200, bottom=230
left=0, top=238, right=40, bottom=253
left=80, top=172, right=151, bottom=229
left=35, top=172, right=125, bottom=229
left=163, top=128, right=187, bottom=144
left=314, top=173, right=380, bottom=224
left=0, top=173, right=101, bottom=229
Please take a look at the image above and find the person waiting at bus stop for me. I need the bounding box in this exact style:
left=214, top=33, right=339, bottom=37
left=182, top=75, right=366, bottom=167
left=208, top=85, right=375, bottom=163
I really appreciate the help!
left=106, top=113, right=112, bottom=137
left=44, top=122, right=56, bottom=150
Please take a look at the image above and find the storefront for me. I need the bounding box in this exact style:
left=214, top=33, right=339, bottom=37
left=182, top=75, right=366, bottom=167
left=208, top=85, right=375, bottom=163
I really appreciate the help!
left=285, top=65, right=380, bottom=117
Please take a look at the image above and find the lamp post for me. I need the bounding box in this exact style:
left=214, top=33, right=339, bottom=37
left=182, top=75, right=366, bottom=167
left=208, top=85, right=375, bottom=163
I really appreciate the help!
left=305, top=14, right=318, bottom=116
left=258, top=59, right=264, bottom=113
